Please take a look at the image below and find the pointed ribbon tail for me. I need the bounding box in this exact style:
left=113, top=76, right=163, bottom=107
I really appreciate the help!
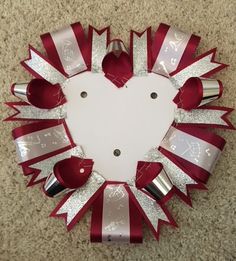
left=152, top=23, right=200, bottom=77
left=5, top=102, right=66, bottom=121
left=130, top=27, right=152, bottom=76
left=89, top=26, right=110, bottom=72
left=126, top=186, right=176, bottom=240
left=174, top=107, right=235, bottom=129
left=170, top=49, right=227, bottom=89
left=160, top=125, right=226, bottom=184
left=90, top=184, right=143, bottom=243
left=50, top=172, right=106, bottom=231
left=41, top=22, right=88, bottom=76
left=21, top=46, right=67, bottom=84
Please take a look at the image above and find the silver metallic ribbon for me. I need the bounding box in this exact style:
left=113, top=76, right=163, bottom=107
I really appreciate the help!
left=91, top=28, right=108, bottom=72
left=199, top=78, right=221, bottom=106
left=29, top=146, right=84, bottom=182
left=175, top=108, right=229, bottom=126
left=50, top=25, right=87, bottom=76
left=55, top=172, right=105, bottom=226
left=24, top=48, right=67, bottom=84
left=170, top=52, right=221, bottom=88
left=152, top=26, right=191, bottom=77
left=132, top=30, right=148, bottom=76
left=10, top=104, right=66, bottom=120
left=14, top=124, right=71, bottom=163
left=102, top=184, right=130, bottom=243
left=128, top=186, right=169, bottom=232
left=161, top=126, right=221, bottom=172
left=145, top=148, right=197, bottom=195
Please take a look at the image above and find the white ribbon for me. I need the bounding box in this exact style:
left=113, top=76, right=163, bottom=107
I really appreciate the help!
left=161, top=126, right=221, bottom=173
left=14, top=124, right=71, bottom=163
left=152, top=26, right=191, bottom=77
left=102, top=184, right=130, bottom=242
left=23, top=48, right=67, bottom=84
left=50, top=25, right=87, bottom=76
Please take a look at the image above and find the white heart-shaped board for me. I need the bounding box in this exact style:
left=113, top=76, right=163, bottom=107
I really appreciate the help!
left=64, top=72, right=178, bottom=182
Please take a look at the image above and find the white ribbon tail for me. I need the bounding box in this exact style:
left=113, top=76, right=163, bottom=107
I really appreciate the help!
left=50, top=172, right=106, bottom=230
left=175, top=108, right=234, bottom=129
left=127, top=186, right=174, bottom=240
left=5, top=103, right=66, bottom=121
left=21, top=46, right=67, bottom=84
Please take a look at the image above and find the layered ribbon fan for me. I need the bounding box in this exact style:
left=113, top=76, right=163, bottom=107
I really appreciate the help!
left=6, top=22, right=234, bottom=243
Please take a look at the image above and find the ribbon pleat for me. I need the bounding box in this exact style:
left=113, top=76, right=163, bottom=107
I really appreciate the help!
left=41, top=23, right=87, bottom=76
left=5, top=102, right=66, bottom=121
left=50, top=172, right=106, bottom=231
left=22, top=46, right=67, bottom=84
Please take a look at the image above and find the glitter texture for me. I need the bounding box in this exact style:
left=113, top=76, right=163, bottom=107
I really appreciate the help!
left=175, top=108, right=227, bottom=126
left=129, top=186, right=168, bottom=231
left=170, top=53, right=220, bottom=88
left=56, top=172, right=105, bottom=225
left=25, top=49, right=67, bottom=84
left=133, top=31, right=148, bottom=76
left=145, top=148, right=197, bottom=195
left=91, top=30, right=107, bottom=72
left=13, top=104, right=66, bottom=120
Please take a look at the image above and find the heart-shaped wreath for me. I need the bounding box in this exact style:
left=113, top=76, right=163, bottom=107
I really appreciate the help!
left=6, top=22, right=234, bottom=243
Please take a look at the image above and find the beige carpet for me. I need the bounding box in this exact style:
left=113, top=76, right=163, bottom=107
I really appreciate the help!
left=0, top=0, right=236, bottom=260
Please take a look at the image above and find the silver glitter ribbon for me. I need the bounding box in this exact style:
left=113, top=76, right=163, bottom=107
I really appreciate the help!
left=10, top=104, right=66, bottom=120
left=91, top=28, right=108, bottom=72
left=54, top=172, right=105, bottom=226
left=145, top=148, right=197, bottom=195
left=29, top=146, right=84, bottom=183
left=170, top=51, right=221, bottom=88
left=102, top=184, right=130, bottom=243
left=50, top=25, right=87, bottom=76
left=152, top=26, right=191, bottom=77
left=175, top=108, right=229, bottom=126
left=161, top=126, right=221, bottom=172
left=132, top=30, right=148, bottom=76
left=24, top=48, right=67, bottom=84
left=14, top=124, right=71, bottom=163
left=128, top=186, right=169, bottom=232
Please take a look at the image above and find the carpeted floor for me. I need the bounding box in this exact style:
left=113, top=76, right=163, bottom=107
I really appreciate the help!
left=0, top=0, right=235, bottom=260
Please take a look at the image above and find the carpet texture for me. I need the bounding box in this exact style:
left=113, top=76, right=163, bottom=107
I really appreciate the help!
left=0, top=0, right=235, bottom=260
